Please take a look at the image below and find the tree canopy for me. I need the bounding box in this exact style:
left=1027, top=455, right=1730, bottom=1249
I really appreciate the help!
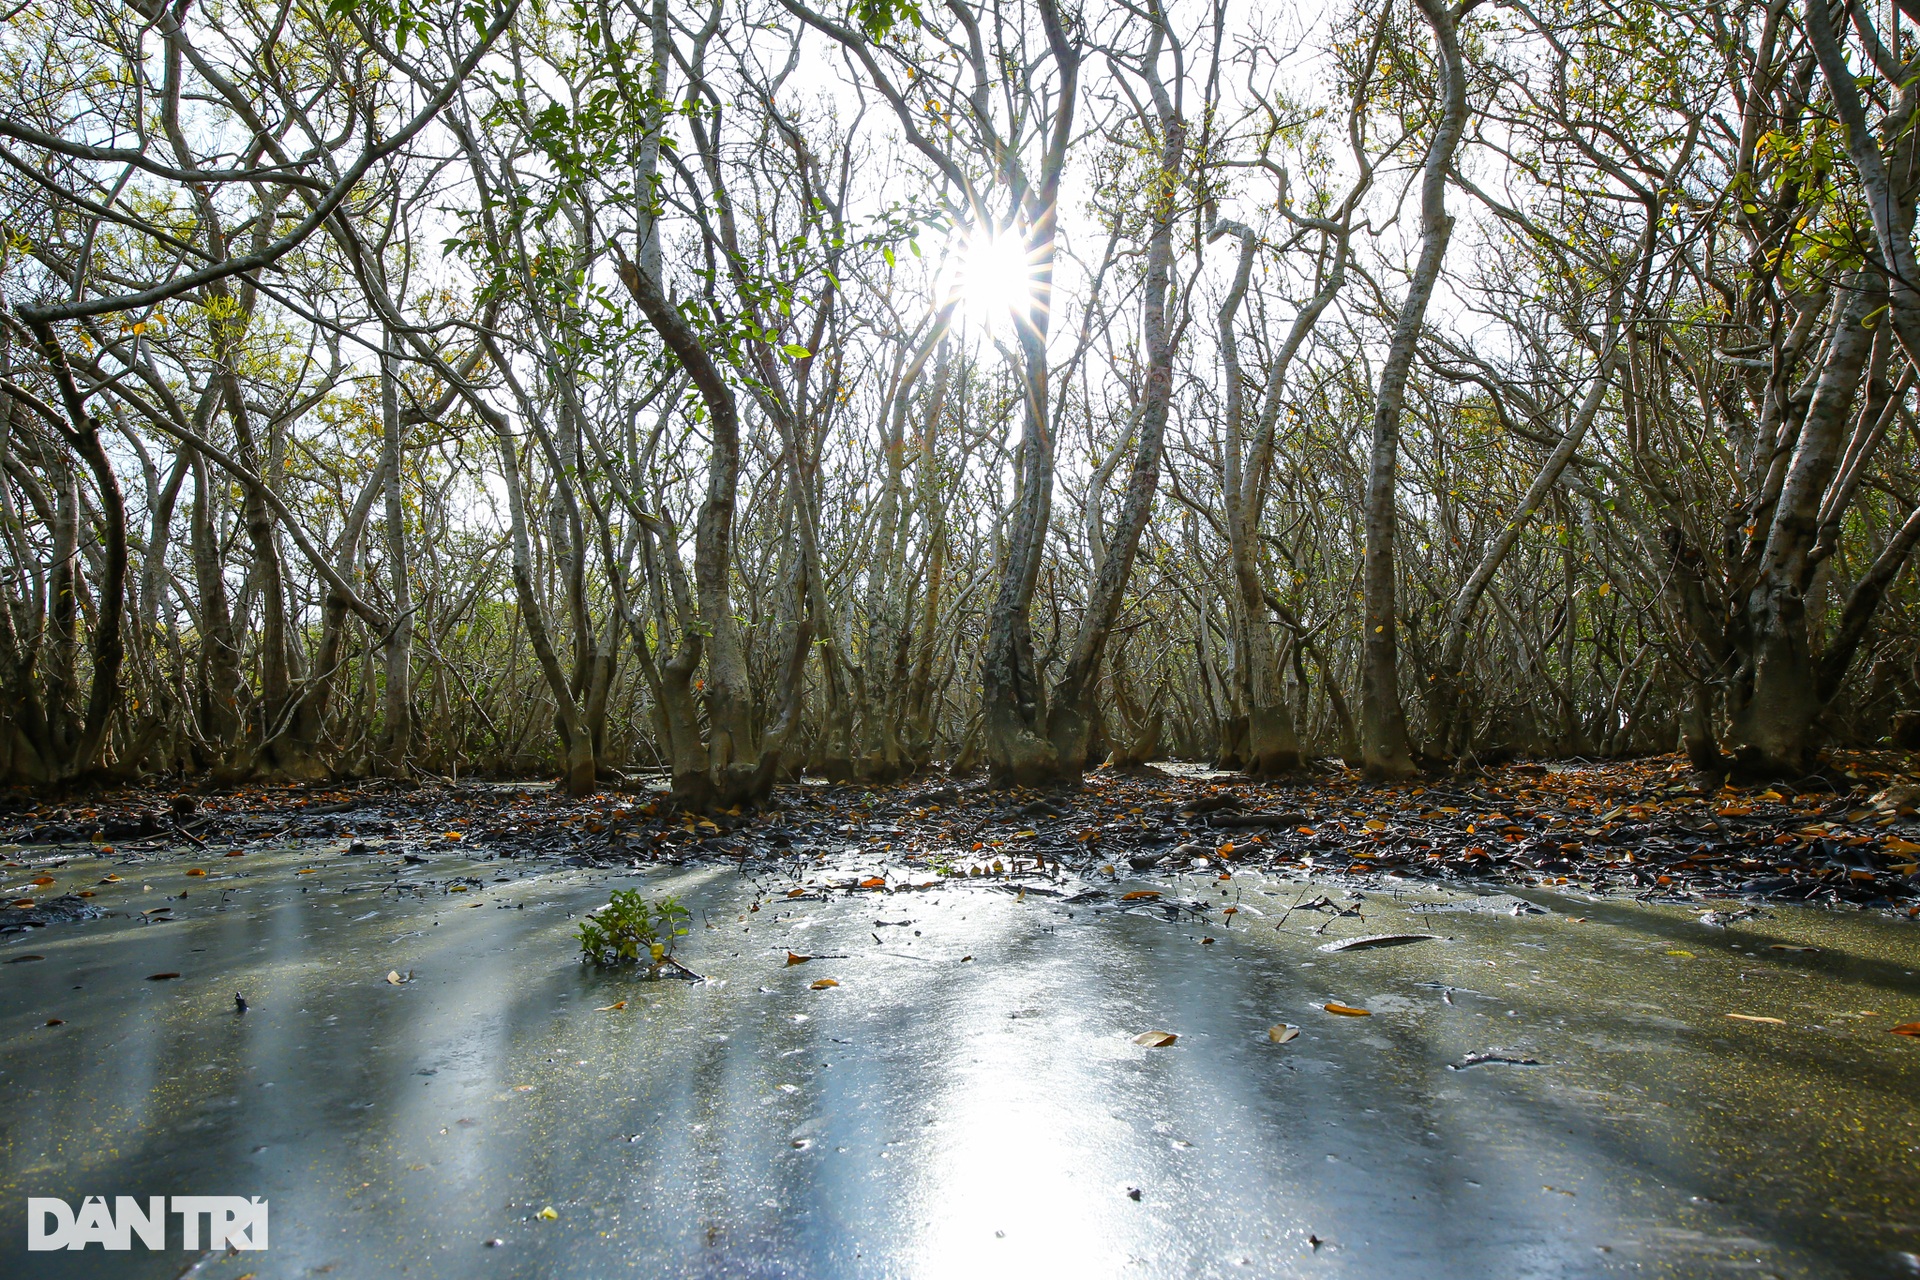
left=5, top=0, right=1920, bottom=797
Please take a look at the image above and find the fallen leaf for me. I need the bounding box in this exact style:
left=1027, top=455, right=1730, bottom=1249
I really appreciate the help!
left=1892, top=1023, right=1920, bottom=1037
left=858, top=876, right=886, bottom=889
left=225, top=851, right=245, bottom=858
left=100, top=874, right=121, bottom=883
left=10, top=899, right=33, bottom=908
left=786, top=952, right=813, bottom=965
left=1321, top=1003, right=1370, bottom=1017
left=444, top=832, right=463, bottom=841
left=7, top=954, right=45, bottom=963
left=1120, top=890, right=1161, bottom=901
left=44, top=1018, right=64, bottom=1027
left=386, top=970, right=409, bottom=985
left=1133, top=1030, right=1178, bottom=1047
left=1268, top=1025, right=1300, bottom=1043
left=30, top=875, right=53, bottom=886
left=786, top=888, right=806, bottom=898
left=595, top=1001, right=627, bottom=1011
left=1883, top=837, right=1920, bottom=855
left=1725, top=1014, right=1786, bottom=1025
left=810, top=978, right=839, bottom=990
left=184, top=868, right=207, bottom=877
left=1769, top=944, right=1818, bottom=953
left=1317, top=933, right=1440, bottom=953
left=146, top=972, right=181, bottom=981
left=1363, top=819, right=1386, bottom=832
left=296, top=868, right=317, bottom=876
left=536, top=1206, right=557, bottom=1220
left=1665, top=950, right=1695, bottom=959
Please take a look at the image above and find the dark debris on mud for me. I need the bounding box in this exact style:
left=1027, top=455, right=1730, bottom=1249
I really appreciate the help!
left=3, top=753, right=1918, bottom=936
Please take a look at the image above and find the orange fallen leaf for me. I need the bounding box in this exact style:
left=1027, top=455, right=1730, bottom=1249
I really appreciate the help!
left=595, top=1001, right=627, bottom=1011
left=1892, top=1023, right=1920, bottom=1037
left=30, top=876, right=53, bottom=886
left=185, top=868, right=207, bottom=877
left=810, top=978, right=839, bottom=990
left=1133, top=1030, right=1178, bottom=1047
left=1321, top=1003, right=1370, bottom=1017
left=786, top=888, right=806, bottom=898
left=786, top=952, right=813, bottom=965
left=858, top=876, right=886, bottom=889
left=1120, top=890, right=1161, bottom=901
left=11, top=899, right=34, bottom=908
left=443, top=832, right=463, bottom=841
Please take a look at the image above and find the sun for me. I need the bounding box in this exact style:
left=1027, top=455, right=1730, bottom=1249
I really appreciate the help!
left=951, top=227, right=1036, bottom=327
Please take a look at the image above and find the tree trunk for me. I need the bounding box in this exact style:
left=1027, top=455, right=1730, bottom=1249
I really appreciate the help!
left=378, top=332, right=414, bottom=774
left=1358, top=0, right=1469, bottom=779
left=1045, top=114, right=1186, bottom=777
left=1729, top=277, right=1878, bottom=775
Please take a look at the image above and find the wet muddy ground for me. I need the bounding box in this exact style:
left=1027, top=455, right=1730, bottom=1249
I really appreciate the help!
left=2, top=821, right=1918, bottom=1278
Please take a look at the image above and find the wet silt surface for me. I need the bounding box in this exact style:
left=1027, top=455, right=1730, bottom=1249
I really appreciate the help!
left=2, top=842, right=1918, bottom=1278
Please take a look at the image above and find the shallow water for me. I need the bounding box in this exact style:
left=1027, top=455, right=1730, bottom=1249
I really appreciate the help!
left=2, top=842, right=1918, bottom=1278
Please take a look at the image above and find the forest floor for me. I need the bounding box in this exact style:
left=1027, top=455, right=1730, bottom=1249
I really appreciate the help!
left=4, top=755, right=1920, bottom=1276
left=4, top=757, right=1920, bottom=1276
left=5, top=751, right=1919, bottom=932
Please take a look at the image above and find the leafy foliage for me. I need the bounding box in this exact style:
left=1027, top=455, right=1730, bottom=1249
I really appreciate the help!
left=576, top=890, right=690, bottom=966
left=851, top=0, right=922, bottom=41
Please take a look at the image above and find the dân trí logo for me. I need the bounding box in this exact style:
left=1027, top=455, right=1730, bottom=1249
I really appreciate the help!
left=26, top=1196, right=268, bottom=1251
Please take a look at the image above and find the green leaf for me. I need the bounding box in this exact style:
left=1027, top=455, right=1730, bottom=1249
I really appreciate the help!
left=782, top=343, right=812, bottom=359
left=851, top=0, right=922, bottom=41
